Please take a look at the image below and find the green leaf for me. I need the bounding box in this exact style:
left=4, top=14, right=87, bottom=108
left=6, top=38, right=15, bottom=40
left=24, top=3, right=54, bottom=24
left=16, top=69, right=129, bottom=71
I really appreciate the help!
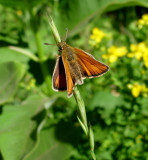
left=0, top=94, right=50, bottom=160
left=0, top=47, right=29, bottom=63
left=90, top=91, right=124, bottom=110
left=53, top=0, right=148, bottom=36
left=89, top=125, right=94, bottom=152
left=9, top=46, right=39, bottom=62
left=0, top=0, right=44, bottom=9
left=0, top=62, right=26, bottom=104
left=24, top=120, right=81, bottom=160
left=77, top=115, right=88, bottom=136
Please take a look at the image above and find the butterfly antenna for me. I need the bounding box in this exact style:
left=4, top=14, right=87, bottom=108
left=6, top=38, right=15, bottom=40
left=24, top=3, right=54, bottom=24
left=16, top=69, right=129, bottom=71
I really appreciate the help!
left=65, top=28, right=68, bottom=41
left=44, top=43, right=56, bottom=45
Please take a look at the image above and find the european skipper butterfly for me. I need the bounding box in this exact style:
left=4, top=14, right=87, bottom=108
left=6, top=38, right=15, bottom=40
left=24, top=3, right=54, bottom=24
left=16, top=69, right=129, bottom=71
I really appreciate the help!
left=51, top=41, right=109, bottom=97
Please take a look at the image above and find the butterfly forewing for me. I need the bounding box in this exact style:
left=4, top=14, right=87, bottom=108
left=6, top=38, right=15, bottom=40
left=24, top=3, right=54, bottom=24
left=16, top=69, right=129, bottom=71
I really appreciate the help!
left=52, top=56, right=67, bottom=91
left=61, top=54, right=74, bottom=97
left=74, top=48, right=109, bottom=78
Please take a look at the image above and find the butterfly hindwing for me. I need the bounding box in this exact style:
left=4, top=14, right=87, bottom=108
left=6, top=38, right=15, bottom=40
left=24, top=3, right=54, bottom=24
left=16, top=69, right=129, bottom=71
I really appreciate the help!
left=52, top=56, right=67, bottom=91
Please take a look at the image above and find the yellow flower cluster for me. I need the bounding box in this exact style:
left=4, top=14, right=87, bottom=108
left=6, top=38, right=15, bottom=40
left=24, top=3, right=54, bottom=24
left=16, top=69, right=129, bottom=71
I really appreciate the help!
left=89, top=27, right=106, bottom=46
left=127, top=42, right=148, bottom=68
left=138, top=14, right=148, bottom=28
left=102, top=46, right=127, bottom=63
left=127, top=83, right=148, bottom=98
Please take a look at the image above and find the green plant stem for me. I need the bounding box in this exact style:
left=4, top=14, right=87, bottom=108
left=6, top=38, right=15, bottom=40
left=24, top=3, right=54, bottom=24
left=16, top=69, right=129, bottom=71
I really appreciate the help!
left=34, top=31, right=52, bottom=93
left=73, top=87, right=88, bottom=134
left=74, top=87, right=96, bottom=160
left=48, top=16, right=96, bottom=160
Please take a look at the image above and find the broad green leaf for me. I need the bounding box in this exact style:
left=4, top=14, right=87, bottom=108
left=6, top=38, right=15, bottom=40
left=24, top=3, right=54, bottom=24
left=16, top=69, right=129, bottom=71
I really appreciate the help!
left=24, top=120, right=81, bottom=160
left=0, top=62, right=26, bottom=104
left=88, top=91, right=125, bottom=125
left=53, top=0, right=148, bottom=36
left=0, top=94, right=51, bottom=160
left=90, top=91, right=124, bottom=110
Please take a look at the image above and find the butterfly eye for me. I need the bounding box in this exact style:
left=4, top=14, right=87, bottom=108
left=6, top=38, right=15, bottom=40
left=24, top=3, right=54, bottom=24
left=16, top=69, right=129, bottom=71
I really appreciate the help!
left=59, top=46, right=63, bottom=51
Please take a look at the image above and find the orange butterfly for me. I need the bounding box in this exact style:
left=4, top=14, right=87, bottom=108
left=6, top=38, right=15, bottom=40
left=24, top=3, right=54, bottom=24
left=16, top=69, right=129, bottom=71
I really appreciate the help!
left=52, top=41, right=109, bottom=97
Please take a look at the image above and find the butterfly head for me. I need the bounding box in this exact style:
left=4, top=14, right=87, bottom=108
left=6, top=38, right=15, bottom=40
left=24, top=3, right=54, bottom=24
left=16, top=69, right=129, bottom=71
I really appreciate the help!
left=58, top=41, right=67, bottom=51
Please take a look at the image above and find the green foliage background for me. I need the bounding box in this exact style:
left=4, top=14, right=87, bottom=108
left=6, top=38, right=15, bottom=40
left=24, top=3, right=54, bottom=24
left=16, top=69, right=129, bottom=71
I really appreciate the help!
left=0, top=0, right=148, bottom=160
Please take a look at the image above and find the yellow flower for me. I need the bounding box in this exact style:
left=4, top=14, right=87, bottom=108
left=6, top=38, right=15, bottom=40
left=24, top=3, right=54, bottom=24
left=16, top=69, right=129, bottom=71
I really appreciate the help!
left=136, top=42, right=147, bottom=61
left=138, top=14, right=148, bottom=28
left=108, top=46, right=127, bottom=57
left=138, top=19, right=145, bottom=28
left=143, top=52, right=148, bottom=68
left=142, top=84, right=148, bottom=92
left=127, top=52, right=134, bottom=58
left=92, top=27, right=101, bottom=35
left=109, top=54, right=118, bottom=63
left=135, top=52, right=143, bottom=61
left=108, top=46, right=117, bottom=54
left=102, top=45, right=127, bottom=63
left=114, top=46, right=127, bottom=57
left=142, top=14, right=148, bottom=22
left=129, top=83, right=148, bottom=98
left=90, top=27, right=106, bottom=45
left=131, top=84, right=142, bottom=98
left=144, top=61, right=148, bottom=68
left=130, top=44, right=137, bottom=52
left=102, top=54, right=108, bottom=59
left=138, top=42, right=147, bottom=52
left=128, top=42, right=148, bottom=63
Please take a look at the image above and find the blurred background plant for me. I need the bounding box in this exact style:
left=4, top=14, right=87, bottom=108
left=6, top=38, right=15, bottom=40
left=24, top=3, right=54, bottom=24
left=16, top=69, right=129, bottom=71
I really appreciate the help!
left=0, top=0, right=148, bottom=160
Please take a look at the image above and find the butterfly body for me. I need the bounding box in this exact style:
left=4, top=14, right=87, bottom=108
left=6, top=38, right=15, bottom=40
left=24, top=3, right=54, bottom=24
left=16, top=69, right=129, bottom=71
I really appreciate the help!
left=59, top=42, right=83, bottom=85
left=52, top=41, right=109, bottom=97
